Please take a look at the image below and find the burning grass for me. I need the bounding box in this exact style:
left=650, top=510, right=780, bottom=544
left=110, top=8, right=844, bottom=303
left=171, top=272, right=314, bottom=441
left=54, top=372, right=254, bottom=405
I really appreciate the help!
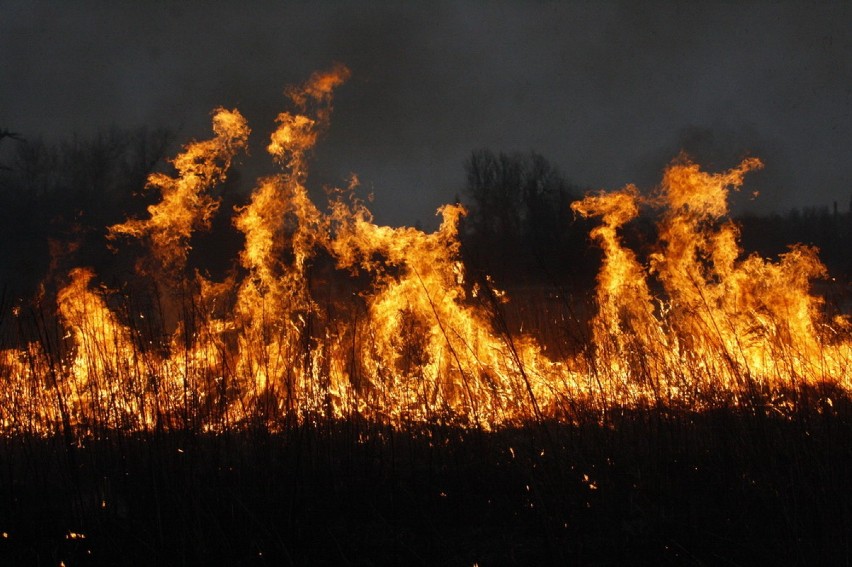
left=0, top=66, right=851, bottom=563
left=1, top=65, right=849, bottom=435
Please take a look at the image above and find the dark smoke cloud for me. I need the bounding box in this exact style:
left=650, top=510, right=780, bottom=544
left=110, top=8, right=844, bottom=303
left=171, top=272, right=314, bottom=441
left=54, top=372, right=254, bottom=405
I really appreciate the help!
left=2, top=1, right=852, bottom=226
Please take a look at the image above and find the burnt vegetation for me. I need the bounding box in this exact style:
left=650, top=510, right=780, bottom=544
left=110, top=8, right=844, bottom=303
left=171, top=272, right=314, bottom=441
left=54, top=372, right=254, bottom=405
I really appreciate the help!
left=1, top=123, right=851, bottom=566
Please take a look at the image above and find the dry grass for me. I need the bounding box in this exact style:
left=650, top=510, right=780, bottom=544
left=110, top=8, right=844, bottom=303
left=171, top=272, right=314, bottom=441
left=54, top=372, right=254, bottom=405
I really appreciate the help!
left=0, top=284, right=850, bottom=564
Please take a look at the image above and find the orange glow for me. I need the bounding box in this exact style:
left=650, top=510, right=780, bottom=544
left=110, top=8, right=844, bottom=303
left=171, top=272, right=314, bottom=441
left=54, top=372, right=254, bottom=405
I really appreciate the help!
left=109, top=108, right=250, bottom=276
left=0, top=67, right=849, bottom=436
left=574, top=156, right=850, bottom=408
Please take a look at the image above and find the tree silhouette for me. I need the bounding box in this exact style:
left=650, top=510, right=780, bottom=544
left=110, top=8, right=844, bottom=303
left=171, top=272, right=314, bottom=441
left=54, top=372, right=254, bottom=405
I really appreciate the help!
left=0, top=129, right=23, bottom=171
left=0, top=127, right=174, bottom=298
left=460, top=149, right=594, bottom=286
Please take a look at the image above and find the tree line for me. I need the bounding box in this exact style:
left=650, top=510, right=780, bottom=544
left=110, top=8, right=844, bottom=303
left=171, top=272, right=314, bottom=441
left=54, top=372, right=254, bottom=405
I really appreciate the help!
left=1, top=129, right=849, bottom=305
left=0, top=128, right=173, bottom=297
left=459, top=149, right=852, bottom=289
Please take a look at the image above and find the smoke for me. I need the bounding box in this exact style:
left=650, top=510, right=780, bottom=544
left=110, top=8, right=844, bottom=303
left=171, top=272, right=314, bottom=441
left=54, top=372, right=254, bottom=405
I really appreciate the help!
left=2, top=1, right=851, bottom=225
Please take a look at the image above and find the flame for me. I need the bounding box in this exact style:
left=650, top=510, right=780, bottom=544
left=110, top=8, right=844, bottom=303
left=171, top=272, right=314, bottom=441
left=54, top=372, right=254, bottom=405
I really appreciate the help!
left=327, top=196, right=562, bottom=425
left=108, top=108, right=250, bottom=277
left=0, top=66, right=849, bottom=436
left=573, top=156, right=851, bottom=407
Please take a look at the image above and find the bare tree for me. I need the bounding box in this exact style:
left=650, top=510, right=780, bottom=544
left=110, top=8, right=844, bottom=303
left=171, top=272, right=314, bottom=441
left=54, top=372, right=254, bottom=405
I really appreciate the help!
left=461, top=149, right=586, bottom=283
left=0, top=127, right=174, bottom=298
left=0, top=128, right=24, bottom=171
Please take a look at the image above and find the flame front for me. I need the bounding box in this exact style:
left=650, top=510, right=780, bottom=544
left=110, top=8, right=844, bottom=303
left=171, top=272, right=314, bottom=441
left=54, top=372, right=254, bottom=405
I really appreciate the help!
left=573, top=156, right=851, bottom=408
left=1, top=67, right=849, bottom=436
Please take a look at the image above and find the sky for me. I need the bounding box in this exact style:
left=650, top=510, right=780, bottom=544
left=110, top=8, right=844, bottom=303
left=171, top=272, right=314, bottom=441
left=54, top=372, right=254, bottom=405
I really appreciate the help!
left=2, top=1, right=852, bottom=227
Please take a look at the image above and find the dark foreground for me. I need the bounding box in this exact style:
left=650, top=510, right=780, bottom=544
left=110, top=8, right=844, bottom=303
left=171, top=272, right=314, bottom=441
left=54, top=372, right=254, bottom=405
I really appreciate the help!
left=2, top=398, right=851, bottom=566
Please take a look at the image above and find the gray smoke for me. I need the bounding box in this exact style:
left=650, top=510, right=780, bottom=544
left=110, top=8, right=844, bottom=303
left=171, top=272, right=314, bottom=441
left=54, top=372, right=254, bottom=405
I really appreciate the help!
left=2, top=1, right=851, bottom=226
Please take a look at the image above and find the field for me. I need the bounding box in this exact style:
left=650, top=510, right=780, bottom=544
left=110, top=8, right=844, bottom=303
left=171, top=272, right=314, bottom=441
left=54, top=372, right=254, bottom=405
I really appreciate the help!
left=1, top=274, right=850, bottom=565
left=2, top=400, right=851, bottom=565
left=2, top=66, right=851, bottom=565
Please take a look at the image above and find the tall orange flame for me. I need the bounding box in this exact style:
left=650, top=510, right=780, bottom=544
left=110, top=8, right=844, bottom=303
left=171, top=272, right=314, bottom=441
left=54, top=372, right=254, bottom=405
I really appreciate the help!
left=108, top=108, right=250, bottom=276
left=0, top=67, right=849, bottom=437
left=574, top=156, right=851, bottom=408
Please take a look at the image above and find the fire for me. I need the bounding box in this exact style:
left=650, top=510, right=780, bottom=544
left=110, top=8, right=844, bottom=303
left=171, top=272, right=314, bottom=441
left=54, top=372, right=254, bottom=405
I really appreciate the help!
left=573, top=156, right=851, bottom=408
left=0, top=66, right=849, bottom=436
left=327, top=196, right=562, bottom=425
left=108, top=108, right=250, bottom=277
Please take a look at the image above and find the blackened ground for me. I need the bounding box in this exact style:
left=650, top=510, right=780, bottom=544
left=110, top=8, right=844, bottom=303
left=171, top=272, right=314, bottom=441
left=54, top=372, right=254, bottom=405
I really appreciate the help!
left=1, top=397, right=851, bottom=566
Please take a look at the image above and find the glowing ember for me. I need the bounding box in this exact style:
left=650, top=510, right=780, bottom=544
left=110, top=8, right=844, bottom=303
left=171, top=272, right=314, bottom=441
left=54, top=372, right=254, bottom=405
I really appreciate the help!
left=0, top=67, right=849, bottom=436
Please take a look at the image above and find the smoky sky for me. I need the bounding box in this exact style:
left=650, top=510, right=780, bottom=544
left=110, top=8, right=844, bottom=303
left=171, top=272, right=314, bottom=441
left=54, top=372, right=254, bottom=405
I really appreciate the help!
left=2, top=1, right=852, bottom=227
